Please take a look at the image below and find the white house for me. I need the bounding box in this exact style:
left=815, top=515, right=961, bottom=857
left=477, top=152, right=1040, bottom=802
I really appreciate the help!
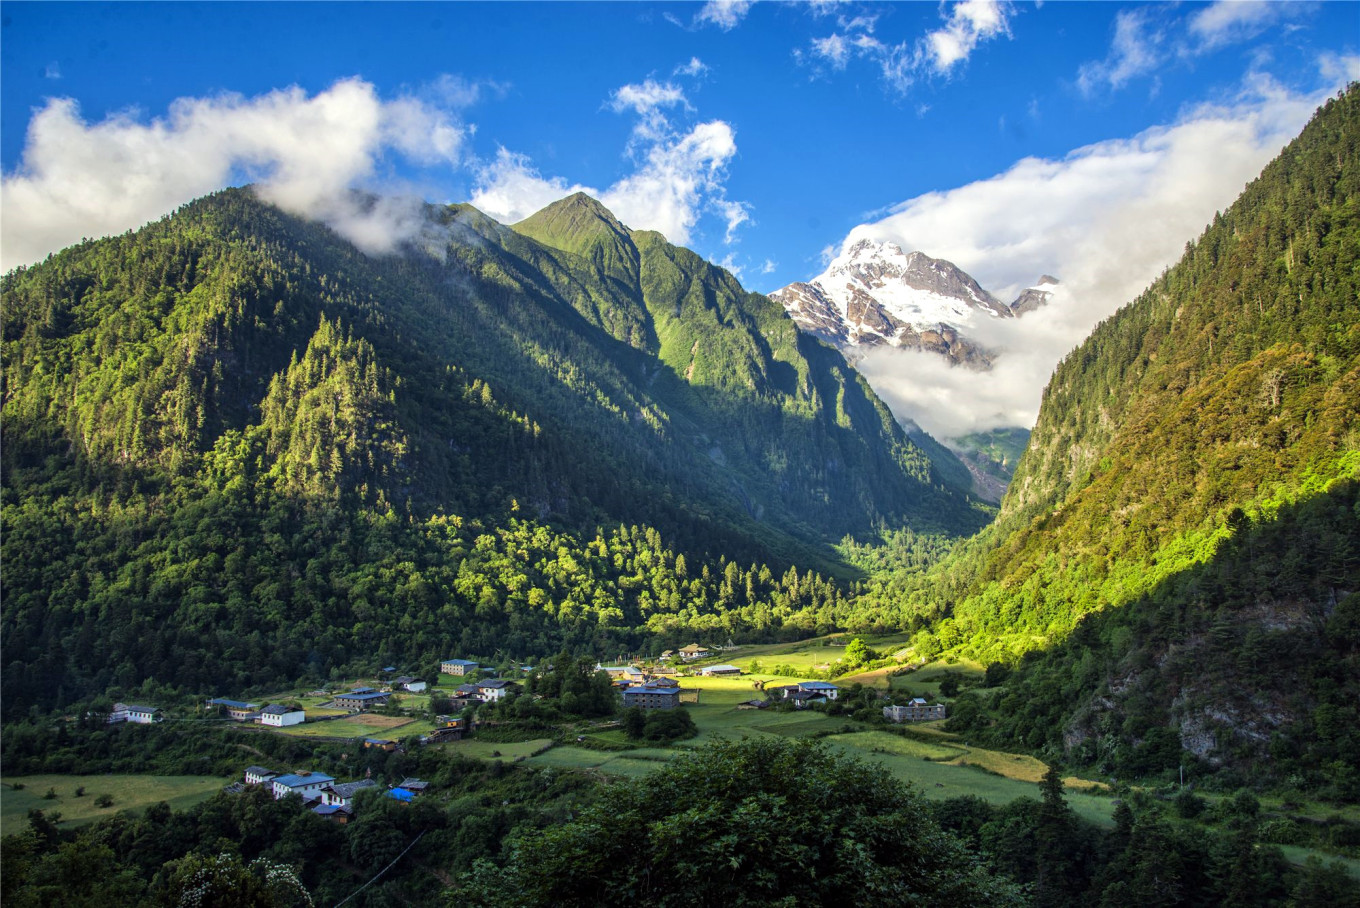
left=259, top=704, right=306, bottom=727
left=125, top=705, right=163, bottom=724
left=271, top=771, right=335, bottom=801
left=700, top=664, right=742, bottom=677
left=320, top=779, right=378, bottom=809
left=797, top=682, right=840, bottom=701
left=475, top=679, right=517, bottom=701
left=403, top=680, right=428, bottom=693
left=244, top=766, right=279, bottom=786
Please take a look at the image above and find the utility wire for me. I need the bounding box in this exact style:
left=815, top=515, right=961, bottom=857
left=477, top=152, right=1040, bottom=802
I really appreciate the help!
left=333, top=830, right=425, bottom=908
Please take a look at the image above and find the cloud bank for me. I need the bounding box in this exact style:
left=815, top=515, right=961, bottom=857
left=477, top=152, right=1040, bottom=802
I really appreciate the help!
left=838, top=72, right=1350, bottom=440
left=1, top=78, right=474, bottom=271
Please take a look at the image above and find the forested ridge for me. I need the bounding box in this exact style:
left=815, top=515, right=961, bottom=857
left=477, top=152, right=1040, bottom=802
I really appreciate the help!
left=0, top=188, right=982, bottom=717
left=915, top=86, right=1360, bottom=780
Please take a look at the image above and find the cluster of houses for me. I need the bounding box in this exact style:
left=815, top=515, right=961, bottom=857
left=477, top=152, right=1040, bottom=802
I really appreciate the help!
left=235, top=766, right=431, bottom=822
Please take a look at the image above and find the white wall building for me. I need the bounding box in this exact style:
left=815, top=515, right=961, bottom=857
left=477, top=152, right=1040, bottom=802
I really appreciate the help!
left=260, top=704, right=305, bottom=727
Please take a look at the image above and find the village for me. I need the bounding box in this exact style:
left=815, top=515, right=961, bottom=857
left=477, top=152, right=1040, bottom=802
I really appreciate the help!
left=87, top=638, right=953, bottom=827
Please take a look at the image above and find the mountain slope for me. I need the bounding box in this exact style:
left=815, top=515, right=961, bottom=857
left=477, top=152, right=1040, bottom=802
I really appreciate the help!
left=0, top=189, right=983, bottom=715
left=930, top=86, right=1360, bottom=778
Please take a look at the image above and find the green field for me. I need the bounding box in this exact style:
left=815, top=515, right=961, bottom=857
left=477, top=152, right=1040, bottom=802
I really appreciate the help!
left=437, top=738, right=554, bottom=762
left=1, top=775, right=228, bottom=828
left=277, top=714, right=428, bottom=739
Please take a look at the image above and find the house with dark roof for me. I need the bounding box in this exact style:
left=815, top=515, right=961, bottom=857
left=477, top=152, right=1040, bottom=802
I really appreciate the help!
left=474, top=679, right=518, bottom=701
left=259, top=704, right=305, bottom=727
left=622, top=681, right=684, bottom=710
left=244, top=766, right=278, bottom=786
left=397, top=778, right=430, bottom=795
left=334, top=691, right=391, bottom=710
left=123, top=705, right=163, bottom=724
left=884, top=698, right=947, bottom=722
left=320, top=779, right=378, bottom=809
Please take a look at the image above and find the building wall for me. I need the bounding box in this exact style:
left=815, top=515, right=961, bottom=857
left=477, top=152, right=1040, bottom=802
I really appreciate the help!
left=262, top=710, right=305, bottom=727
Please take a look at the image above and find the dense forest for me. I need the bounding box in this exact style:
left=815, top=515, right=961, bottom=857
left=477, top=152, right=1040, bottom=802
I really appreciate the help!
left=0, top=186, right=985, bottom=717
left=914, top=86, right=1360, bottom=778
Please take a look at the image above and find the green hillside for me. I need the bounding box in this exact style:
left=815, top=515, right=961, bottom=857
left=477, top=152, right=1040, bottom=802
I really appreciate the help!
left=0, top=189, right=982, bottom=717
left=928, top=86, right=1360, bottom=781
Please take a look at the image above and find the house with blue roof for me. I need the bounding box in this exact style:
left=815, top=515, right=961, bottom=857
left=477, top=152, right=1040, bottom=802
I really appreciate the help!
left=270, top=771, right=335, bottom=801
left=797, top=681, right=840, bottom=701
left=440, top=658, right=479, bottom=676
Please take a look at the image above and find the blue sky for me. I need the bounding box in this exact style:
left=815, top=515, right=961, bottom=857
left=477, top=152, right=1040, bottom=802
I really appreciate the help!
left=3, top=1, right=1356, bottom=435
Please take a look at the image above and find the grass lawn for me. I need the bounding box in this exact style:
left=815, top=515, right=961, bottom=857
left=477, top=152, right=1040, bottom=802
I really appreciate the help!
left=1, top=775, right=227, bottom=828
left=436, top=738, right=554, bottom=762
left=1277, top=845, right=1360, bottom=879
left=277, top=714, right=419, bottom=739
left=528, top=746, right=675, bottom=777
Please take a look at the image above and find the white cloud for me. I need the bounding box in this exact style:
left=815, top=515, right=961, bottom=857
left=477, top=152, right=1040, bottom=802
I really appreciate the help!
left=830, top=73, right=1339, bottom=439
left=44, top=62, right=61, bottom=80
left=609, top=80, right=689, bottom=117
left=469, top=149, right=592, bottom=224
left=1079, top=2, right=1321, bottom=97
left=714, top=252, right=744, bottom=278
left=697, top=0, right=754, bottom=31
left=922, top=0, right=1014, bottom=75
left=760, top=258, right=778, bottom=274
left=1, top=77, right=472, bottom=270
left=473, top=78, right=745, bottom=248
left=674, top=57, right=710, bottom=78
left=811, top=33, right=852, bottom=69
left=1188, top=1, right=1307, bottom=51
left=599, top=120, right=740, bottom=245
left=1077, top=7, right=1166, bottom=97
left=801, top=1, right=1013, bottom=93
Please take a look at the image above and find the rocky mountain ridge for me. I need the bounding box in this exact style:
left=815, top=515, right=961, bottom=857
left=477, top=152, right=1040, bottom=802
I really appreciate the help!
left=771, top=239, right=1055, bottom=367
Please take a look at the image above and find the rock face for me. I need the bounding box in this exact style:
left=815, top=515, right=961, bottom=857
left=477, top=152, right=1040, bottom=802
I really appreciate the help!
left=1009, top=275, right=1060, bottom=315
left=771, top=239, right=1053, bottom=368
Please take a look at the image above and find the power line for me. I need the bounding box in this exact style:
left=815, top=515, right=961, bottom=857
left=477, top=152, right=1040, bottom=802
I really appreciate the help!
left=332, top=830, right=425, bottom=908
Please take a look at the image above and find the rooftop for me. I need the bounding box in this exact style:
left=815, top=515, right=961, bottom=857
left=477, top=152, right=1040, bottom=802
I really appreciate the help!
left=274, top=772, right=335, bottom=788
left=261, top=704, right=303, bottom=715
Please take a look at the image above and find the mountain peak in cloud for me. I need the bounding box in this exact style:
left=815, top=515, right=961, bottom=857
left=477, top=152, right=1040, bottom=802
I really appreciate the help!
left=771, top=239, right=1024, bottom=369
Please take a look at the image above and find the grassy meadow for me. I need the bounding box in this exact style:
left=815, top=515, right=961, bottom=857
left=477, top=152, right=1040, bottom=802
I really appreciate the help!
left=1, top=775, right=228, bottom=829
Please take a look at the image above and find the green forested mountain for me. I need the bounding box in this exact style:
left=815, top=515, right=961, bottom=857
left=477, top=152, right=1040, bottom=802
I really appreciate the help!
left=930, top=86, right=1360, bottom=782
left=0, top=188, right=982, bottom=716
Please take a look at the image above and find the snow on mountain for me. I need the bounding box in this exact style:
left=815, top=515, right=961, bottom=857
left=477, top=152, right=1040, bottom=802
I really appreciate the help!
left=1009, top=274, right=1060, bottom=316
left=770, top=239, right=1053, bottom=368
